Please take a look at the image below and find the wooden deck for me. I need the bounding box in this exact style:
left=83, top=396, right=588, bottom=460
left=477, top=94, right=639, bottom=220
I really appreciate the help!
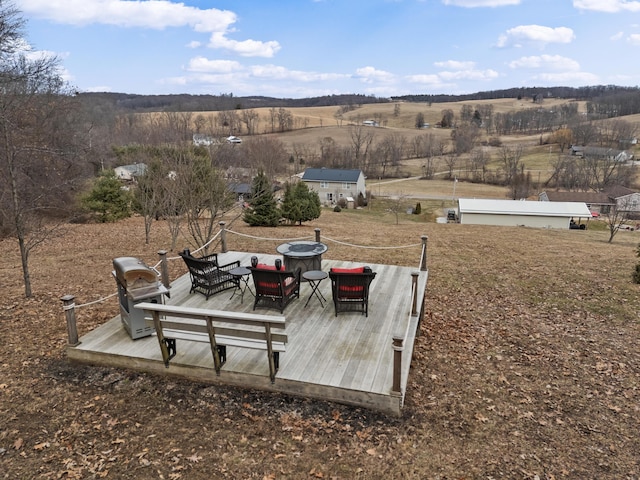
left=66, top=251, right=428, bottom=416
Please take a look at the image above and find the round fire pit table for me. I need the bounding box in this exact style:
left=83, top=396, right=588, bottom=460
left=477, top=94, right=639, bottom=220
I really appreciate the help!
left=276, top=240, right=328, bottom=277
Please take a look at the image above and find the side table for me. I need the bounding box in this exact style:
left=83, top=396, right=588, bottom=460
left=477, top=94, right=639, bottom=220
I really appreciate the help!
left=302, top=270, right=328, bottom=308
left=229, top=266, right=253, bottom=303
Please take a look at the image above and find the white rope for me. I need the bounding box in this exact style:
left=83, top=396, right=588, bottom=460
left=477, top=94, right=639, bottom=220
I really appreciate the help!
left=226, top=230, right=314, bottom=242
left=321, top=236, right=422, bottom=250
left=74, top=292, right=118, bottom=309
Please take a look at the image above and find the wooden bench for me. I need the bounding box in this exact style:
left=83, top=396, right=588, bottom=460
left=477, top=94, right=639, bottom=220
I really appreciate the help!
left=134, top=302, right=287, bottom=383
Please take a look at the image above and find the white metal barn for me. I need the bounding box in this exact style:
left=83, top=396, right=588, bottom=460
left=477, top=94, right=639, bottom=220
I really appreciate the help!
left=457, top=198, right=592, bottom=229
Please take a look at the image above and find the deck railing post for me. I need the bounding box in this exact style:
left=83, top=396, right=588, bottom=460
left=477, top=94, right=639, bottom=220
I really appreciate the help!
left=315, top=228, right=321, bottom=243
left=157, top=250, right=170, bottom=291
left=392, top=335, right=403, bottom=394
left=61, top=294, right=80, bottom=346
left=219, top=221, right=228, bottom=253
left=421, top=235, right=428, bottom=271
left=411, top=272, right=419, bottom=316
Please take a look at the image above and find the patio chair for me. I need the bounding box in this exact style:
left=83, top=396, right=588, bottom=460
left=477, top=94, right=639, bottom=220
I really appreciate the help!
left=329, top=266, right=377, bottom=317
left=179, top=249, right=240, bottom=300
left=249, top=262, right=301, bottom=313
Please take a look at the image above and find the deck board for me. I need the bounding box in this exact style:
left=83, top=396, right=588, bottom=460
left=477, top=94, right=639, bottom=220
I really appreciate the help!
left=67, top=251, right=428, bottom=416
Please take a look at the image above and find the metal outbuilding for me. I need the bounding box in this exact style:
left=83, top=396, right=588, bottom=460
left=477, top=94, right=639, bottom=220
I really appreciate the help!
left=457, top=198, right=592, bottom=229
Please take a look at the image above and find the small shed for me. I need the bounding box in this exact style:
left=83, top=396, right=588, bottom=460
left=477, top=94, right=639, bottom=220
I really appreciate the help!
left=458, top=198, right=592, bottom=229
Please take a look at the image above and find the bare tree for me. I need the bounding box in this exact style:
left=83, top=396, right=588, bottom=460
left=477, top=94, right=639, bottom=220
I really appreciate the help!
left=499, top=144, right=524, bottom=185
left=605, top=196, right=634, bottom=243
left=0, top=8, right=88, bottom=297
left=387, top=193, right=408, bottom=225
left=348, top=124, right=374, bottom=169
left=240, top=108, right=259, bottom=135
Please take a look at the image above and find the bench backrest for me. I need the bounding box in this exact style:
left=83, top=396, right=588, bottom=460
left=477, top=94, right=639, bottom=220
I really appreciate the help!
left=135, top=302, right=285, bottom=329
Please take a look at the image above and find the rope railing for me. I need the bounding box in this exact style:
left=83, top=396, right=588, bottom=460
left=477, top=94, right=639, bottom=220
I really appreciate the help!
left=225, top=230, right=314, bottom=242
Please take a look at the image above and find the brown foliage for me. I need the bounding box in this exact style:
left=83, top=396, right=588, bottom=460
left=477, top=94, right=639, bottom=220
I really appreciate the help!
left=1, top=211, right=639, bottom=478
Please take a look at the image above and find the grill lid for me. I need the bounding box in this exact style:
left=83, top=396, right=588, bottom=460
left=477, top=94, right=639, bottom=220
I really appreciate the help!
left=113, top=257, right=158, bottom=289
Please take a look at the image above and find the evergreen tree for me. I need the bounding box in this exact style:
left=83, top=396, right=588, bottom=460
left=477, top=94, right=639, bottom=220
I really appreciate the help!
left=81, top=170, right=132, bottom=223
left=243, top=170, right=280, bottom=226
left=280, top=181, right=321, bottom=225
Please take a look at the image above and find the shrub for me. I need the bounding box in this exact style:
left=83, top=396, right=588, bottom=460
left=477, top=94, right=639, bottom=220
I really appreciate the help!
left=333, top=205, right=342, bottom=212
left=337, top=197, right=348, bottom=208
left=414, top=202, right=422, bottom=214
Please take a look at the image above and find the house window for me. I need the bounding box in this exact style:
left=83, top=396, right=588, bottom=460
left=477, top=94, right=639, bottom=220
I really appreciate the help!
left=326, top=193, right=333, bottom=202
left=338, top=193, right=344, bottom=198
left=342, top=182, right=350, bottom=189
left=321, top=182, right=328, bottom=188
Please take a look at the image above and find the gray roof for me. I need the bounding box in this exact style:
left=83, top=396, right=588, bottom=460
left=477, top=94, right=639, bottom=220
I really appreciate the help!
left=542, top=191, right=612, bottom=205
left=301, top=168, right=362, bottom=183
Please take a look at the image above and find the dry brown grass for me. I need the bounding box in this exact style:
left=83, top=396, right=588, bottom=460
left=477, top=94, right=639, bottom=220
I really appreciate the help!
left=1, top=201, right=639, bottom=479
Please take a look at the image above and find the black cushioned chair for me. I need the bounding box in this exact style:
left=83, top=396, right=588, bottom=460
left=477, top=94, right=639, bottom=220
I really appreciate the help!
left=249, top=263, right=301, bottom=313
left=329, top=266, right=377, bottom=317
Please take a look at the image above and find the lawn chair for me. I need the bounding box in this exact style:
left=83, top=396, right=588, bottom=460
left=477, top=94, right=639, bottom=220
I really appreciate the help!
left=329, top=266, right=377, bottom=317
left=249, top=262, right=301, bottom=313
left=179, top=249, right=240, bottom=299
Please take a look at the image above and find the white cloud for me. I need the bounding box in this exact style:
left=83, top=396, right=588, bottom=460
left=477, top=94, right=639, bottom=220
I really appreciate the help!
left=573, top=0, right=640, bottom=12
left=250, top=64, right=346, bottom=82
left=406, top=74, right=442, bottom=85
left=443, top=0, right=520, bottom=6
left=496, top=25, right=575, bottom=48
left=508, top=54, right=580, bottom=70
left=18, top=0, right=279, bottom=58
left=434, top=60, right=476, bottom=70
left=610, top=31, right=625, bottom=41
left=207, top=32, right=280, bottom=58
left=355, top=66, right=396, bottom=84
left=186, top=57, right=243, bottom=73
left=19, top=0, right=237, bottom=31
left=438, top=68, right=499, bottom=81
left=628, top=33, right=640, bottom=45
left=186, top=41, right=202, bottom=49
left=534, top=71, right=599, bottom=84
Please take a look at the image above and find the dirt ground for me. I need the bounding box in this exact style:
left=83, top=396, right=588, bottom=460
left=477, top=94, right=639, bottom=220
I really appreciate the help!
left=1, top=208, right=639, bottom=479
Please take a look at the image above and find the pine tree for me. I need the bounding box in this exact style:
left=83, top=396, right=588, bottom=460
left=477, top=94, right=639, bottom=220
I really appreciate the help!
left=81, top=170, right=133, bottom=223
left=280, top=181, right=321, bottom=225
left=243, top=170, right=280, bottom=227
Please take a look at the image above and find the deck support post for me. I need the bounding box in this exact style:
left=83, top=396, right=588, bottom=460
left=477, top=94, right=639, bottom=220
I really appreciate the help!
left=157, top=250, right=170, bottom=293
left=411, top=272, right=419, bottom=316
left=392, top=335, right=404, bottom=394
left=219, top=222, right=227, bottom=253
left=315, top=228, right=321, bottom=242
left=61, top=295, right=80, bottom=346
left=420, top=235, right=428, bottom=272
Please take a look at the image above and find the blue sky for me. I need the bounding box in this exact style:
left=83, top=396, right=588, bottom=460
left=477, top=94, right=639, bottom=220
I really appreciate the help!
left=15, top=0, right=640, bottom=98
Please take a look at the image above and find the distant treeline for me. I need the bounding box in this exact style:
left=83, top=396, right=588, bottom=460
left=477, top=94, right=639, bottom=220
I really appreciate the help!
left=77, top=92, right=389, bottom=113
left=78, top=85, right=640, bottom=119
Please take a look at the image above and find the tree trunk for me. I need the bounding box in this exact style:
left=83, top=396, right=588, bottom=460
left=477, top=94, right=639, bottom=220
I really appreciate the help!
left=18, top=237, right=32, bottom=298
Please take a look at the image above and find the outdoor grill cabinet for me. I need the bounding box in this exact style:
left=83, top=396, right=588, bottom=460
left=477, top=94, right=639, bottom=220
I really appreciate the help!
left=113, top=257, right=170, bottom=339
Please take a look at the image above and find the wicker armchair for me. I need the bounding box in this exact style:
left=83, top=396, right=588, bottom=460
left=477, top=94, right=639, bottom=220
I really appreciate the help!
left=329, top=266, right=377, bottom=317
left=249, top=263, right=301, bottom=313
left=179, top=249, right=240, bottom=300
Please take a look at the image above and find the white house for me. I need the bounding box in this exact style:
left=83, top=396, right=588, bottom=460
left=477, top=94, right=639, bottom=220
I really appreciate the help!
left=457, top=198, right=592, bottom=229
left=114, top=163, right=147, bottom=181
left=301, top=168, right=366, bottom=206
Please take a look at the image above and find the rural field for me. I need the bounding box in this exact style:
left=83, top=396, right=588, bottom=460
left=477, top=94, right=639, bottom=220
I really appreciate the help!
left=1, top=189, right=639, bottom=478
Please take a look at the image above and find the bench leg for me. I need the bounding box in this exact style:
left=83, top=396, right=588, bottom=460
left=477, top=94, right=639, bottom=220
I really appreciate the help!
left=163, top=338, right=177, bottom=368
left=217, top=345, right=227, bottom=365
